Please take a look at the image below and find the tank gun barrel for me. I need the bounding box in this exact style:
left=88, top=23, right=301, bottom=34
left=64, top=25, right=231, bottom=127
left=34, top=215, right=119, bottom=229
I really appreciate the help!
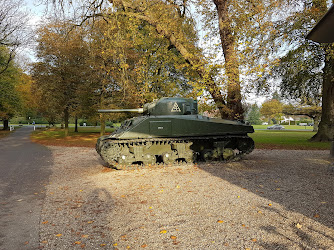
left=98, top=108, right=144, bottom=113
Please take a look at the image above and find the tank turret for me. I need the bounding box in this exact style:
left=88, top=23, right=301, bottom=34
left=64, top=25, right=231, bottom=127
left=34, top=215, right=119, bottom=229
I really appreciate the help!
left=96, top=97, right=254, bottom=169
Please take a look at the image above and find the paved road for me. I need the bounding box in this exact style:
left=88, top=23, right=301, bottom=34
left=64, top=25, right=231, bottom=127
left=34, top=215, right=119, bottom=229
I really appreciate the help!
left=0, top=127, right=52, bottom=250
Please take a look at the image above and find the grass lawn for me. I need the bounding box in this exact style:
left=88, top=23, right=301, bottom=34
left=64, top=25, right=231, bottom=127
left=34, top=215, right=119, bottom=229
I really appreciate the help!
left=253, top=124, right=313, bottom=130
left=30, top=126, right=331, bottom=150
left=249, top=130, right=330, bottom=150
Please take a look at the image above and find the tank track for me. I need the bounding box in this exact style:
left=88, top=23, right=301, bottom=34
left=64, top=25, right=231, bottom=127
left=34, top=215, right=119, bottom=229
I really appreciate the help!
left=96, top=135, right=254, bottom=170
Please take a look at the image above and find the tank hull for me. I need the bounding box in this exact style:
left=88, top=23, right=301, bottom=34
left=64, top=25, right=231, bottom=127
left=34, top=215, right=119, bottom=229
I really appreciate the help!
left=96, top=115, right=254, bottom=169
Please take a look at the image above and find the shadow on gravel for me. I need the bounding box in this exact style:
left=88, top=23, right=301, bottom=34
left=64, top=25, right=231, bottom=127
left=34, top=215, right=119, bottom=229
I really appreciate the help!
left=198, top=150, right=334, bottom=246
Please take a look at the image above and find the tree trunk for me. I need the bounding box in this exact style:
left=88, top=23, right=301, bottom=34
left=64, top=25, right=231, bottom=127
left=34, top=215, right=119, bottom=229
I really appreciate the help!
left=213, top=0, right=244, bottom=120
left=310, top=46, right=334, bottom=142
left=3, top=119, right=9, bottom=130
left=100, top=114, right=105, bottom=136
left=313, top=115, right=320, bottom=132
left=74, top=116, right=78, bottom=132
left=64, top=107, right=69, bottom=137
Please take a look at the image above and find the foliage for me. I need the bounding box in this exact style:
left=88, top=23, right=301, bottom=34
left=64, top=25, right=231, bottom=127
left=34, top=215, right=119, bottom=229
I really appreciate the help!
left=261, top=0, right=334, bottom=141
left=196, top=0, right=284, bottom=118
left=44, top=0, right=261, bottom=119
left=31, top=21, right=92, bottom=135
left=0, top=46, right=23, bottom=128
left=88, top=9, right=199, bottom=111
left=260, top=99, right=283, bottom=124
left=0, top=0, right=29, bottom=74
left=246, top=104, right=262, bottom=125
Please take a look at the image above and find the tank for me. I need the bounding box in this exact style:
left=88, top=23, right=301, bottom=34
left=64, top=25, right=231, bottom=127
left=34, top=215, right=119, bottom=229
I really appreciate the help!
left=96, top=97, right=255, bottom=169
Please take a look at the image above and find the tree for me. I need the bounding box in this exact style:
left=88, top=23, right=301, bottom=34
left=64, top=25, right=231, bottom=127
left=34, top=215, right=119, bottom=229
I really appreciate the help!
left=263, top=0, right=334, bottom=141
left=246, top=103, right=262, bottom=125
left=0, top=46, right=22, bottom=130
left=247, top=103, right=262, bottom=125
left=32, top=21, right=91, bottom=136
left=260, top=99, right=283, bottom=124
left=43, top=0, right=249, bottom=120
left=0, top=0, right=29, bottom=75
left=198, top=0, right=282, bottom=119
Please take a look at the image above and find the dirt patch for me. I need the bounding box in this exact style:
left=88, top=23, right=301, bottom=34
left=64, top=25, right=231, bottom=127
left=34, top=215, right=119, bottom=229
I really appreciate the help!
left=39, top=147, right=334, bottom=249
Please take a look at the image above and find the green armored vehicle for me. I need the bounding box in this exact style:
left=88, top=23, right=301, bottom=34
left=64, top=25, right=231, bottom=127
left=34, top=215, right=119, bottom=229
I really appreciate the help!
left=96, top=97, right=254, bottom=169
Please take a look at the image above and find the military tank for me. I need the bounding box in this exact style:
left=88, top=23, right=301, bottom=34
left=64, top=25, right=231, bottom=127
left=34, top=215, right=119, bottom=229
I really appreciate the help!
left=96, top=97, right=254, bottom=169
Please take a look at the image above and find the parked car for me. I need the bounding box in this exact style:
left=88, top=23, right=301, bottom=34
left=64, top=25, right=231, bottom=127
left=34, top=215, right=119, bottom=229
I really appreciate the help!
left=267, top=124, right=285, bottom=130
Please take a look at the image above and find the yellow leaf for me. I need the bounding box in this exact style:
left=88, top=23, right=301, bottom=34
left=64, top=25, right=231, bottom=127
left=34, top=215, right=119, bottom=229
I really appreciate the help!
left=75, top=241, right=81, bottom=244
left=42, top=221, right=48, bottom=224
left=170, top=235, right=177, bottom=240
left=268, top=203, right=272, bottom=206
left=87, top=221, right=94, bottom=224
left=113, top=243, right=118, bottom=246
left=141, top=244, right=147, bottom=248
left=296, top=223, right=302, bottom=229
left=82, top=235, right=89, bottom=238
left=251, top=238, right=257, bottom=242
left=100, top=243, right=106, bottom=247
left=217, top=220, right=224, bottom=223
left=160, top=230, right=167, bottom=234
left=55, top=234, right=62, bottom=237
left=41, top=241, right=48, bottom=244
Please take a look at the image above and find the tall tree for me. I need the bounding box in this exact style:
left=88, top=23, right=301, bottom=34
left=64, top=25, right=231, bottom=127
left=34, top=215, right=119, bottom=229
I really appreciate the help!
left=266, top=0, right=334, bottom=141
left=246, top=103, right=262, bottom=125
left=0, top=46, right=22, bottom=130
left=32, top=21, right=91, bottom=136
left=198, top=0, right=282, bottom=119
left=0, top=0, right=29, bottom=75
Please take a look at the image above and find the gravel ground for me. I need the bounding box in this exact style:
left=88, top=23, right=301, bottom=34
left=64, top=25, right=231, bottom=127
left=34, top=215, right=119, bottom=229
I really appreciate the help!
left=39, top=147, right=334, bottom=250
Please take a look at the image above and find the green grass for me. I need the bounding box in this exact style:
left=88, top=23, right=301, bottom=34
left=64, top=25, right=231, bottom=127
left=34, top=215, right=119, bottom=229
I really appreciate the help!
left=249, top=130, right=330, bottom=150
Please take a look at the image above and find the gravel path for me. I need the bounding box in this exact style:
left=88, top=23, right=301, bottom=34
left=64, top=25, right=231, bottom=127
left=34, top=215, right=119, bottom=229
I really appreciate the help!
left=39, top=147, right=334, bottom=249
